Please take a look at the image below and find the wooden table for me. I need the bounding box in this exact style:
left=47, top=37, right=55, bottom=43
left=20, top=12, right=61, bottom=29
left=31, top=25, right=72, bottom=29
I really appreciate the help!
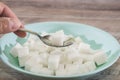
left=0, top=0, right=120, bottom=80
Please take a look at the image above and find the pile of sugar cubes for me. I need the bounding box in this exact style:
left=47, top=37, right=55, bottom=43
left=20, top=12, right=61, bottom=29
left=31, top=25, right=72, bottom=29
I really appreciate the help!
left=10, top=30, right=107, bottom=76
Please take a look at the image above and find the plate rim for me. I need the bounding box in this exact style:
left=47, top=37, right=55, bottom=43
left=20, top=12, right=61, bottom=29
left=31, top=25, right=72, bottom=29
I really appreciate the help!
left=0, top=21, right=120, bottom=78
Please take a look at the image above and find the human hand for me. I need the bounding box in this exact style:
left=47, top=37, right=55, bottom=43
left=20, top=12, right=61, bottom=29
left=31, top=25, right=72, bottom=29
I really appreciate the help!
left=0, top=2, right=26, bottom=37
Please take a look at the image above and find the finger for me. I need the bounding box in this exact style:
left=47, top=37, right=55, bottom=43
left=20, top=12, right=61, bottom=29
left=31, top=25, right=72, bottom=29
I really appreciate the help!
left=0, top=2, right=17, bottom=18
left=0, top=2, right=21, bottom=27
left=11, top=19, right=26, bottom=38
left=0, top=2, right=26, bottom=37
left=0, top=17, right=26, bottom=37
left=0, top=17, right=17, bottom=33
left=0, top=17, right=21, bottom=33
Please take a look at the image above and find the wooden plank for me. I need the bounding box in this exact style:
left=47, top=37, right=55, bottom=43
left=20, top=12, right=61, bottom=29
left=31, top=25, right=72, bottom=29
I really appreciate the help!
left=10, top=8, right=120, bottom=19
left=1, top=0, right=120, bottom=10
left=0, top=0, right=120, bottom=80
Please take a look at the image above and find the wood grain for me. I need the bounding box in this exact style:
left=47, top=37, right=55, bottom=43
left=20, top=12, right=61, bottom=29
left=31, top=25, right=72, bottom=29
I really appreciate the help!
left=1, top=0, right=120, bottom=10
left=0, top=0, right=120, bottom=80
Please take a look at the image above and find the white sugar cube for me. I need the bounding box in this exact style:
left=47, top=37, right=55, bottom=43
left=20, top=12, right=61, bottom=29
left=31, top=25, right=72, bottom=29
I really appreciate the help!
left=38, top=45, right=48, bottom=53
left=29, top=41, right=39, bottom=50
left=18, top=47, right=29, bottom=57
left=25, top=56, right=41, bottom=71
left=48, top=55, right=60, bottom=70
left=84, top=61, right=96, bottom=72
left=10, top=43, right=22, bottom=57
left=39, top=68, right=54, bottom=75
left=67, top=53, right=80, bottom=62
left=29, top=51, right=39, bottom=55
left=65, top=63, right=71, bottom=69
left=47, top=47, right=55, bottom=53
left=50, top=49, right=62, bottom=55
left=55, top=70, right=67, bottom=76
left=70, top=43, right=80, bottom=50
left=61, top=59, right=73, bottom=64
left=65, top=64, right=79, bottom=70
left=93, top=51, right=107, bottom=65
left=75, top=37, right=82, bottom=44
left=18, top=56, right=30, bottom=67
left=65, top=64, right=80, bottom=75
left=25, top=63, right=34, bottom=71
left=39, top=53, right=49, bottom=59
left=60, top=54, right=72, bottom=64
left=23, top=42, right=29, bottom=47
left=73, top=58, right=83, bottom=64
left=39, top=53, right=49, bottom=66
left=27, top=39, right=35, bottom=48
left=49, top=30, right=66, bottom=46
left=57, top=64, right=65, bottom=70
left=30, top=67, right=54, bottom=75
left=79, top=53, right=93, bottom=62
left=29, top=64, right=43, bottom=73
left=79, top=64, right=89, bottom=74
left=65, top=48, right=80, bottom=62
left=29, top=40, right=45, bottom=51
left=31, top=54, right=42, bottom=62
left=79, top=42, right=93, bottom=54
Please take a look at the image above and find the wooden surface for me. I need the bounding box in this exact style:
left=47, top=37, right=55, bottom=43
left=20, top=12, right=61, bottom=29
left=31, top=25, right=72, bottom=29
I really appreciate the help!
left=0, top=0, right=120, bottom=80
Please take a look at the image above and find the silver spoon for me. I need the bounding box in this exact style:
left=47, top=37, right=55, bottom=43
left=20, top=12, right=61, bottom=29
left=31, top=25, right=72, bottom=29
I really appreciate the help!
left=18, top=28, right=74, bottom=47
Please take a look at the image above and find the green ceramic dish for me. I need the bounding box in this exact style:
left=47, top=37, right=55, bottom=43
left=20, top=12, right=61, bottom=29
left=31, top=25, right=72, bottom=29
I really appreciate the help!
left=0, top=22, right=120, bottom=80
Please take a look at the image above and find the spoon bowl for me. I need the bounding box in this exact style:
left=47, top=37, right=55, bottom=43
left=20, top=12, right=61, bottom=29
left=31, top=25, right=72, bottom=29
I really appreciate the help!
left=18, top=28, right=74, bottom=47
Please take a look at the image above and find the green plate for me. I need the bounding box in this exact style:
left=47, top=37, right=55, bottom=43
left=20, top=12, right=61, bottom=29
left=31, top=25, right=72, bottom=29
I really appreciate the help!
left=0, top=22, right=120, bottom=80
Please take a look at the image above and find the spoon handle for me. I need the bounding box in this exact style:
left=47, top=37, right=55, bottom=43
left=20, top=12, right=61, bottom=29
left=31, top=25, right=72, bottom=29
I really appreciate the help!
left=19, top=28, right=39, bottom=36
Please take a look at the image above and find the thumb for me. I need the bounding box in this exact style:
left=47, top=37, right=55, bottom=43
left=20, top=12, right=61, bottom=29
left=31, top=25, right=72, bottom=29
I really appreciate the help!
left=0, top=17, right=26, bottom=37
left=0, top=17, right=20, bottom=33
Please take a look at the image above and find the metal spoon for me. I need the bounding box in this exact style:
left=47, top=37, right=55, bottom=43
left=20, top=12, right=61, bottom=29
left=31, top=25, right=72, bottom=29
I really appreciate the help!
left=18, top=28, right=74, bottom=47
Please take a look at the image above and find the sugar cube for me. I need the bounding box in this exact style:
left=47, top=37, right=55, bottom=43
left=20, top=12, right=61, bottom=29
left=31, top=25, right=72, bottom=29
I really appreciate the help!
left=84, top=61, right=96, bottom=72
left=18, top=55, right=30, bottom=67
left=10, top=43, right=22, bottom=57
left=93, top=51, right=107, bottom=65
left=49, top=30, right=66, bottom=46
left=48, top=54, right=60, bottom=70
left=79, top=42, right=93, bottom=54
left=79, top=64, right=89, bottom=74
left=29, top=64, right=43, bottom=73
left=65, top=48, right=80, bottom=62
left=18, top=47, right=29, bottom=57
left=25, top=56, right=41, bottom=71
left=65, top=64, right=80, bottom=75
left=31, top=67, right=54, bottom=75
left=55, top=69, right=67, bottom=76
